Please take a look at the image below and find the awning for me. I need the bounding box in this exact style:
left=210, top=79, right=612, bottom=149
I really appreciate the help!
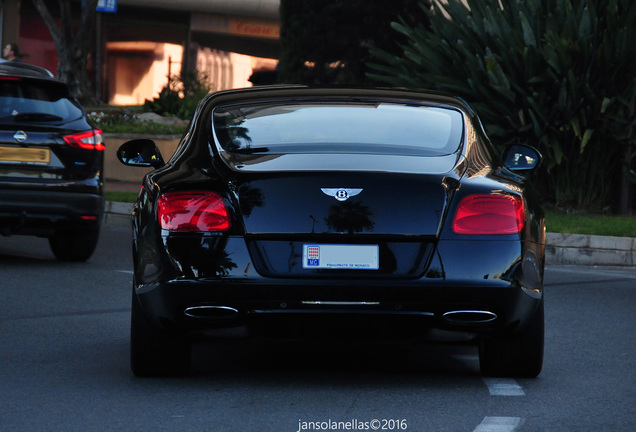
left=117, top=0, right=280, bottom=20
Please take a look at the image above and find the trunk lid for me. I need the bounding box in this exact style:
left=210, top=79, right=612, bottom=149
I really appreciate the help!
left=223, top=156, right=457, bottom=279
left=236, top=171, right=449, bottom=236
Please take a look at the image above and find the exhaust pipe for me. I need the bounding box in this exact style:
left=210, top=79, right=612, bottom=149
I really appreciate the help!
left=442, top=310, right=497, bottom=325
left=184, top=306, right=239, bottom=320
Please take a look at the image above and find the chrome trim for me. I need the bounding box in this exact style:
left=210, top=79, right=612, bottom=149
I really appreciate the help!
left=301, top=301, right=380, bottom=306
left=442, top=310, right=497, bottom=324
left=184, top=305, right=239, bottom=319
left=253, top=309, right=434, bottom=316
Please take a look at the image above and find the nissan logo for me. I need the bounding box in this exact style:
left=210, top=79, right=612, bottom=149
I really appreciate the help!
left=14, top=130, right=28, bottom=143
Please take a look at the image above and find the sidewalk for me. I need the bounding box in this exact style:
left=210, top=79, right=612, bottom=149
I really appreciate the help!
left=103, top=180, right=636, bottom=267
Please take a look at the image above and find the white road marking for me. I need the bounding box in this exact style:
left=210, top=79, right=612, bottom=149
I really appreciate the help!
left=117, top=270, right=134, bottom=275
left=473, top=416, right=523, bottom=432
left=482, top=378, right=525, bottom=396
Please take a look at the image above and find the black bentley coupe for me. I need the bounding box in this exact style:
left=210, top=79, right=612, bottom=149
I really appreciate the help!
left=118, top=86, right=545, bottom=377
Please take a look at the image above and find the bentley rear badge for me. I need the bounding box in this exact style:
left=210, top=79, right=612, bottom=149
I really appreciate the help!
left=321, top=188, right=363, bottom=202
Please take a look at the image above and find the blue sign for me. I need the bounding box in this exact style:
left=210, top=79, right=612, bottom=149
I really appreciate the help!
left=97, top=0, right=117, bottom=13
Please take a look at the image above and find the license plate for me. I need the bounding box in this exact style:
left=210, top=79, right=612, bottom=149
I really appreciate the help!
left=0, top=146, right=50, bottom=163
left=302, top=244, right=379, bottom=270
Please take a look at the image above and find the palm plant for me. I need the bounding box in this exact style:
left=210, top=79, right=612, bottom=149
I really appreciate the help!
left=368, top=0, right=635, bottom=212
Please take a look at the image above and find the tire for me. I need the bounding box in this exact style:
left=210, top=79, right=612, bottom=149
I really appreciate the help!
left=130, top=289, right=191, bottom=377
left=479, top=298, right=544, bottom=378
left=49, top=226, right=100, bottom=262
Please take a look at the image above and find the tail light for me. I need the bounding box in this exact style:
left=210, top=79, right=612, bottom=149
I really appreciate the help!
left=452, top=194, right=525, bottom=235
left=158, top=191, right=230, bottom=232
left=64, top=130, right=104, bottom=151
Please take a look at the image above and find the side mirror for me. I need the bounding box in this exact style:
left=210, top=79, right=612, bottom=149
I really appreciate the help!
left=117, top=139, right=165, bottom=168
left=502, top=144, right=542, bottom=172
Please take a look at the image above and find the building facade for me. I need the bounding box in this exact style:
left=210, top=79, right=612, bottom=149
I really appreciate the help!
left=0, top=0, right=280, bottom=105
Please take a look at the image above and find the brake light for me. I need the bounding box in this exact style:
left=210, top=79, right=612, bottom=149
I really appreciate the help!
left=64, top=130, right=104, bottom=151
left=158, top=192, right=230, bottom=232
left=452, top=194, right=525, bottom=235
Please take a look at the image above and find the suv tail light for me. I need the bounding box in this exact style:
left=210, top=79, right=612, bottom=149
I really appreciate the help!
left=158, top=191, right=230, bottom=232
left=64, top=130, right=104, bottom=151
left=452, top=194, right=525, bottom=235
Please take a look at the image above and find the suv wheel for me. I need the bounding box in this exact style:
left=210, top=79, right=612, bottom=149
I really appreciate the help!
left=48, top=227, right=100, bottom=262
left=130, top=289, right=191, bottom=377
left=479, top=298, right=544, bottom=377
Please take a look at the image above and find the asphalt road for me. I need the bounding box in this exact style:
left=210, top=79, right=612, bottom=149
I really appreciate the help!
left=1, top=225, right=635, bottom=432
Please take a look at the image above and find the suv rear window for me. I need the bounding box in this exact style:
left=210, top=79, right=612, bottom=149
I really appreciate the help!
left=213, top=100, right=464, bottom=157
left=0, top=77, right=83, bottom=124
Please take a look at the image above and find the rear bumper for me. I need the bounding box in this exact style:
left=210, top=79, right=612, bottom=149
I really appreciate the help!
left=133, top=234, right=544, bottom=341
left=0, top=187, right=104, bottom=236
left=135, top=277, right=541, bottom=341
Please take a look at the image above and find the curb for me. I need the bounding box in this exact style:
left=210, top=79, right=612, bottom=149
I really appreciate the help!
left=546, top=233, right=636, bottom=267
left=103, top=201, right=135, bottom=227
left=104, top=202, right=636, bottom=267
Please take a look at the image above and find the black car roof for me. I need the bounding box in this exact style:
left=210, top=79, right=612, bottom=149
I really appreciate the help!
left=205, top=85, right=473, bottom=110
left=0, top=61, right=55, bottom=79
left=198, top=85, right=480, bottom=124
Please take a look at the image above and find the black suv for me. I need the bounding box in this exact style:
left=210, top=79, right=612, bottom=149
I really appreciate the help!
left=0, top=62, right=104, bottom=261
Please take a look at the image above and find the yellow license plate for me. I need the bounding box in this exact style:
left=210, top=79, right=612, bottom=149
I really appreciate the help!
left=0, top=146, right=50, bottom=163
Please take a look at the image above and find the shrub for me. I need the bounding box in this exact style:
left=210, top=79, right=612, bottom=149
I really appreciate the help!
left=88, top=109, right=139, bottom=130
left=143, top=71, right=212, bottom=120
left=368, top=0, right=636, bottom=212
left=88, top=109, right=186, bottom=135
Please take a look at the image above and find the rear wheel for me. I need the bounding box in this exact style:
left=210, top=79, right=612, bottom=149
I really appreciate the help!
left=479, top=298, right=544, bottom=377
left=130, top=289, right=191, bottom=377
left=49, top=226, right=100, bottom=262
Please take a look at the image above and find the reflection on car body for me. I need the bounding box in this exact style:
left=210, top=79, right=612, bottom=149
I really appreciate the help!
left=118, top=86, right=545, bottom=378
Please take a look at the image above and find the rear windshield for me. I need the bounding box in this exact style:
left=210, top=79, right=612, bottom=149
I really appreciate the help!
left=213, top=101, right=464, bottom=157
left=0, top=77, right=83, bottom=124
